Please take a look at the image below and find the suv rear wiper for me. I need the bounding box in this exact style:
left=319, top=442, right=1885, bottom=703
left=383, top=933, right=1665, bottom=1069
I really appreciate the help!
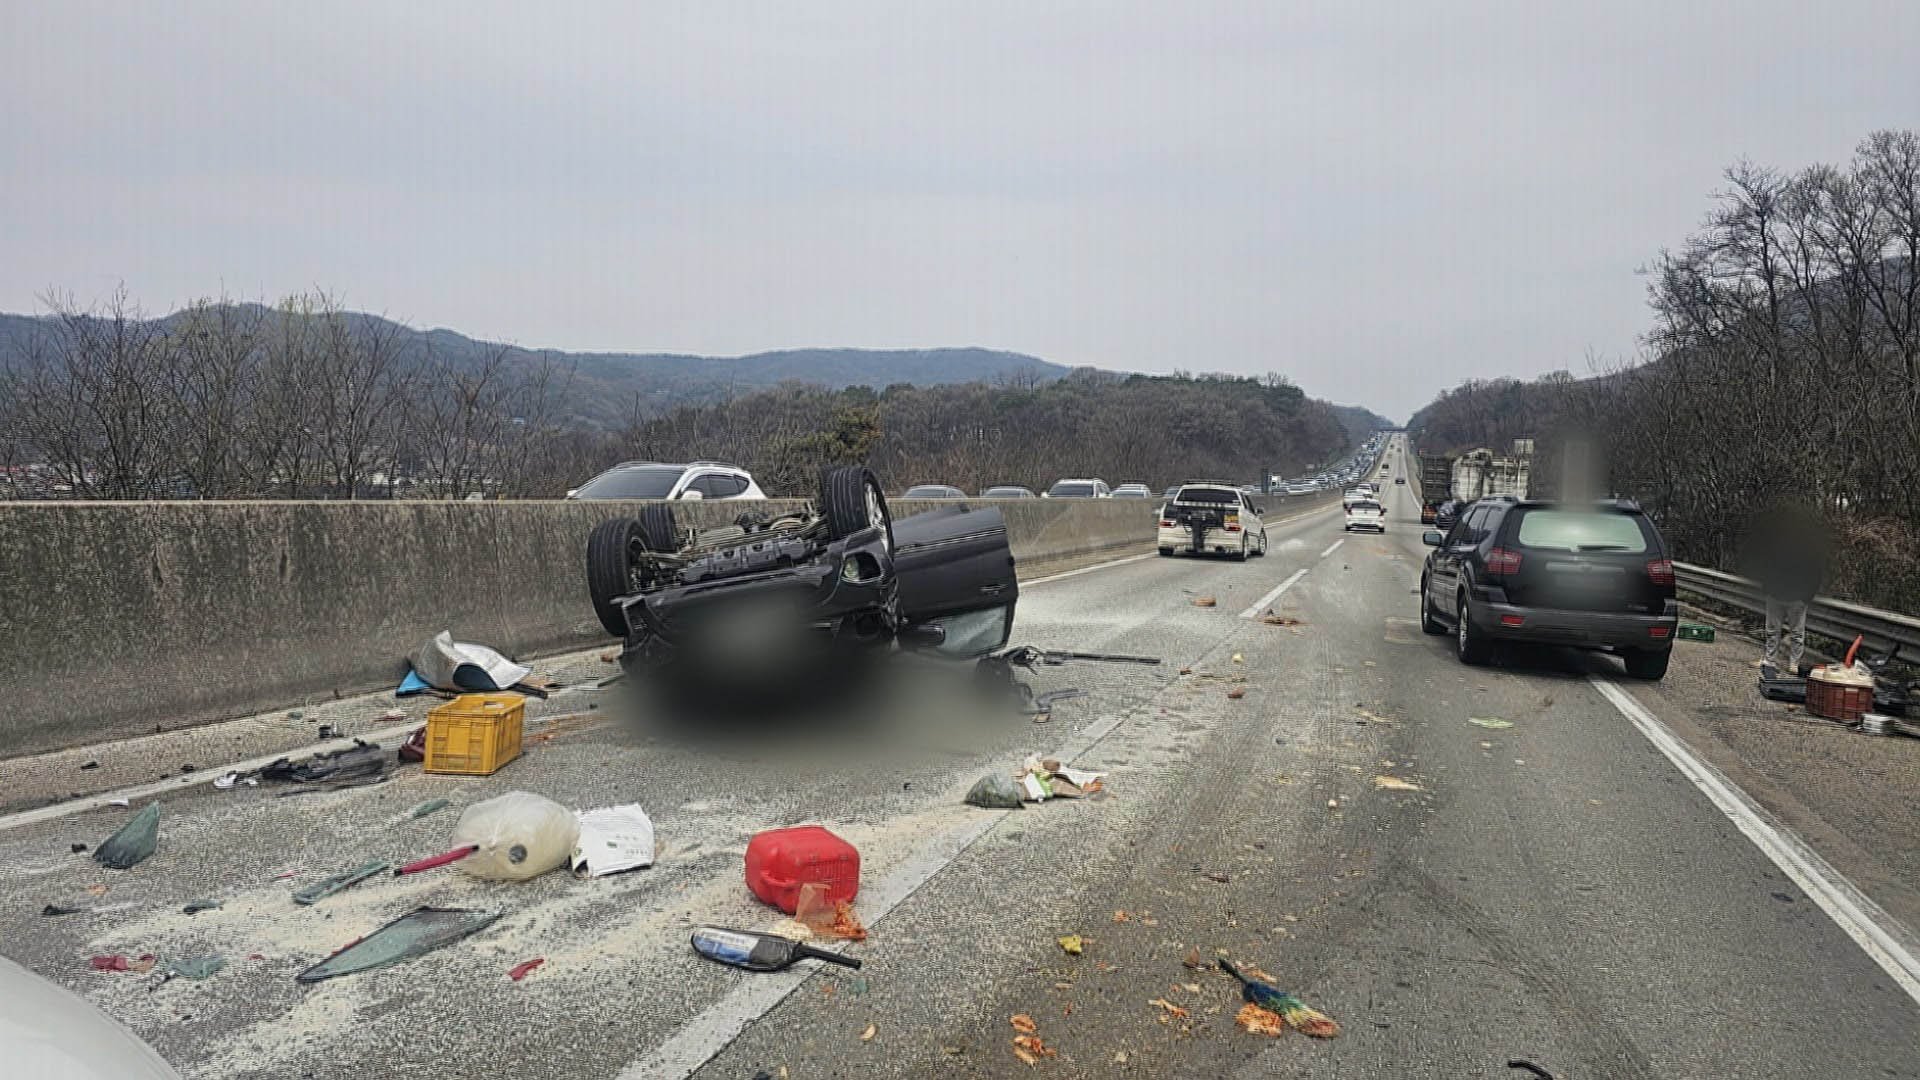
left=1573, top=544, right=1632, bottom=552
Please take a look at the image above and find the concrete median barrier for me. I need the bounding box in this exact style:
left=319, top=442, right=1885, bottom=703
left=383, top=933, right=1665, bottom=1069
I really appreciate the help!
left=0, top=496, right=1172, bottom=757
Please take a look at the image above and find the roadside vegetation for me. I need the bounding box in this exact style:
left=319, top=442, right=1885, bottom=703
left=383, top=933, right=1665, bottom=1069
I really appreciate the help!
left=1410, top=130, right=1920, bottom=612
left=0, top=292, right=1368, bottom=501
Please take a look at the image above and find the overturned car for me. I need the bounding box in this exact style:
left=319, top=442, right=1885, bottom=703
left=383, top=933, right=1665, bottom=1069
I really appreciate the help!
left=584, top=466, right=1020, bottom=692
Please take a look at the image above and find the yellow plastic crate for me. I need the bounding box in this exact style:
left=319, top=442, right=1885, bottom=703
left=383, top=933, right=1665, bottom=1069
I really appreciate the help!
left=424, top=693, right=525, bottom=776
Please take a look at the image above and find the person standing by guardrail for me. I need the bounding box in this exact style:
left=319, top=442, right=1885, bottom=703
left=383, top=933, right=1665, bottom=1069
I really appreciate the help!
left=1740, top=499, right=1829, bottom=679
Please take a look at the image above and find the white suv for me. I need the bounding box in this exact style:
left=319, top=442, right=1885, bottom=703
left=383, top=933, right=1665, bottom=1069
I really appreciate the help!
left=566, top=461, right=767, bottom=501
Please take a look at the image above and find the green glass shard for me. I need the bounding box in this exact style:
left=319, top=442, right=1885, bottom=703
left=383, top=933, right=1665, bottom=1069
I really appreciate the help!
left=296, top=907, right=500, bottom=984
left=95, top=803, right=160, bottom=869
left=166, top=955, right=226, bottom=981
left=292, top=860, right=391, bottom=905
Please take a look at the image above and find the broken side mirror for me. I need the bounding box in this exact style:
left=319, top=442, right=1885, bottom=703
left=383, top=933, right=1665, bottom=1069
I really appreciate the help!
left=1422, top=530, right=1444, bottom=546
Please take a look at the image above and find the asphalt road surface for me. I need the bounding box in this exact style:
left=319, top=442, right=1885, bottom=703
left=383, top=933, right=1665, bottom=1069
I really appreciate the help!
left=3, top=438, right=1917, bottom=1079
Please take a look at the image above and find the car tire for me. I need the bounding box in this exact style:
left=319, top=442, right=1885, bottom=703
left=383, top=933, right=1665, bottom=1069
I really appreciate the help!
left=637, top=503, right=676, bottom=553
left=1158, top=547, right=1174, bottom=558
left=822, top=465, right=893, bottom=548
left=1233, top=535, right=1249, bottom=561
left=1456, top=593, right=1491, bottom=666
left=586, top=517, right=646, bottom=638
left=1624, top=649, right=1671, bottom=681
left=1419, top=576, right=1446, bottom=634
left=1257, top=529, right=1269, bottom=556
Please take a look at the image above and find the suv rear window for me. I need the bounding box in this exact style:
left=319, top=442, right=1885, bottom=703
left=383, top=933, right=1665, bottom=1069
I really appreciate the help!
left=1173, top=486, right=1239, bottom=504
left=1514, top=510, right=1650, bottom=554
left=1049, top=482, right=1096, bottom=497
left=573, top=464, right=684, bottom=499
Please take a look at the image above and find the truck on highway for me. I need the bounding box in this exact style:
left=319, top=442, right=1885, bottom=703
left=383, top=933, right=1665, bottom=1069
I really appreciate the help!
left=1417, top=442, right=1531, bottom=522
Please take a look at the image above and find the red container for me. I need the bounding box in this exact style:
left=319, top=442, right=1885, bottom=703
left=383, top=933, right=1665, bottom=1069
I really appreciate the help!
left=1807, top=673, right=1873, bottom=722
left=745, top=826, right=860, bottom=914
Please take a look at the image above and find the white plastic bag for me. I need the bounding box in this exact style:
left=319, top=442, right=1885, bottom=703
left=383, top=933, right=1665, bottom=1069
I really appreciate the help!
left=450, top=792, right=580, bottom=881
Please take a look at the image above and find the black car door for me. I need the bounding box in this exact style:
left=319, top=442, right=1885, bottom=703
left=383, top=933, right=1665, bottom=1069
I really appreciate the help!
left=1429, top=505, right=1484, bottom=607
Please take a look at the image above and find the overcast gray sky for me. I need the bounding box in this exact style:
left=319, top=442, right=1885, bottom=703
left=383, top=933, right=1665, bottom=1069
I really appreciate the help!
left=5, top=2, right=1915, bottom=420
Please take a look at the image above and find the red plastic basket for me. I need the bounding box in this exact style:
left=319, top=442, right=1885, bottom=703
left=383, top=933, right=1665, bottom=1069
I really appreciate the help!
left=1806, top=674, right=1872, bottom=722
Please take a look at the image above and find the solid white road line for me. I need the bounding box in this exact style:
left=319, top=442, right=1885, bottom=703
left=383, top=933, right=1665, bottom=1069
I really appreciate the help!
left=618, top=712, right=1131, bottom=1080
left=1022, top=552, right=1158, bottom=587
left=1238, top=568, right=1309, bottom=620
left=1591, top=675, right=1920, bottom=1005
left=1319, top=538, right=1344, bottom=559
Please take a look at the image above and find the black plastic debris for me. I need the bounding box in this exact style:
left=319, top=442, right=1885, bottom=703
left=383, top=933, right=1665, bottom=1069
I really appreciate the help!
left=182, top=899, right=222, bottom=915
left=80, top=761, right=99, bottom=771
left=95, top=803, right=160, bottom=870
left=71, top=843, right=88, bottom=854
left=42, top=904, right=82, bottom=917
left=296, top=907, right=501, bottom=983
left=258, top=741, right=387, bottom=789
left=690, top=926, right=861, bottom=973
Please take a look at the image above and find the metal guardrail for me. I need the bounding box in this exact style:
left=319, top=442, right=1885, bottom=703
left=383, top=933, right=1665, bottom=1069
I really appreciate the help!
left=1674, top=562, right=1920, bottom=663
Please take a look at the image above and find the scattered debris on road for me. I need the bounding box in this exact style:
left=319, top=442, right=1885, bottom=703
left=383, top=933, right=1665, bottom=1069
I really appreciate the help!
left=691, top=926, right=861, bottom=972
left=797, top=883, right=867, bottom=942
left=293, top=860, right=391, bottom=905
left=181, top=898, right=221, bottom=915
left=297, top=907, right=502, bottom=983
left=1508, top=1061, right=1557, bottom=1079
left=1010, top=1014, right=1038, bottom=1035
left=450, top=792, right=579, bottom=881
left=404, top=798, right=452, bottom=821
left=1148, top=997, right=1190, bottom=1020
left=571, top=803, right=657, bottom=878
left=259, top=740, right=388, bottom=789
left=1373, top=775, right=1423, bottom=792
left=1261, top=613, right=1304, bottom=627
left=965, top=772, right=1025, bottom=809
left=1011, top=1033, right=1056, bottom=1064
left=1192, top=596, right=1217, bottom=608
left=508, top=957, right=546, bottom=982
left=42, top=904, right=82, bottom=917
left=1058, top=934, right=1084, bottom=955
left=1226, top=688, right=1247, bottom=700
left=395, top=844, right=478, bottom=877
left=1219, top=959, right=1340, bottom=1037
left=747, top=826, right=860, bottom=913
left=159, top=955, right=226, bottom=983
left=1235, top=1002, right=1288, bottom=1036
left=94, top=803, right=159, bottom=869
left=90, top=954, right=157, bottom=973
left=1468, top=716, right=1513, bottom=730
left=859, top=1023, right=877, bottom=1042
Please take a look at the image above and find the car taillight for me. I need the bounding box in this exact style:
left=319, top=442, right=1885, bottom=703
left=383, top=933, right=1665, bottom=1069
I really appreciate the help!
left=1646, top=558, right=1674, bottom=586
left=1486, top=548, right=1523, bottom=576
left=1159, top=519, right=1175, bottom=528
left=1649, top=625, right=1672, bottom=638
left=1500, top=613, right=1525, bottom=627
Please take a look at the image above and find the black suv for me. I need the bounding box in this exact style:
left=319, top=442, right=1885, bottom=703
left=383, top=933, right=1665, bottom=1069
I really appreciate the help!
left=1419, top=497, right=1678, bottom=679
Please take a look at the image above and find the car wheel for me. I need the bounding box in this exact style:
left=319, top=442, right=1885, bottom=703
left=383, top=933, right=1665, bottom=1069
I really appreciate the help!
left=1233, top=535, right=1249, bottom=561
left=637, top=502, right=676, bottom=553
left=586, top=517, right=650, bottom=638
left=1624, top=649, right=1671, bottom=680
left=1419, top=576, right=1445, bottom=634
left=1456, top=593, right=1491, bottom=666
left=822, top=465, right=893, bottom=549
left=1256, top=529, right=1269, bottom=556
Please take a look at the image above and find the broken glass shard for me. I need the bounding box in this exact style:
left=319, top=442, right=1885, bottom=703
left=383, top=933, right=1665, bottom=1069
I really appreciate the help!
left=94, top=803, right=159, bottom=869
left=296, top=907, right=501, bottom=983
